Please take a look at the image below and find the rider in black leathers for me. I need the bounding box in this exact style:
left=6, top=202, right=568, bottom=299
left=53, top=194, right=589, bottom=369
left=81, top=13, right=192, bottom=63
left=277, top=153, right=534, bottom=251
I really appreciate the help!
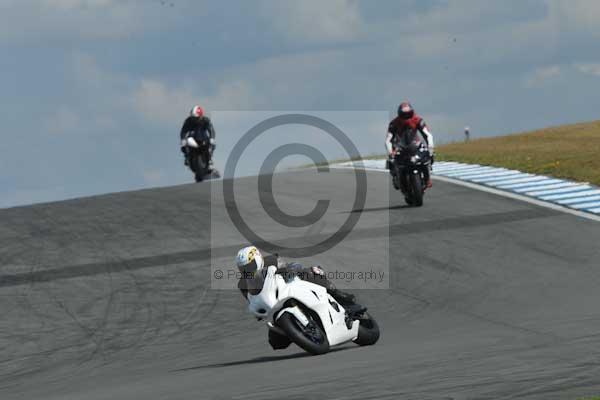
left=180, top=105, right=216, bottom=170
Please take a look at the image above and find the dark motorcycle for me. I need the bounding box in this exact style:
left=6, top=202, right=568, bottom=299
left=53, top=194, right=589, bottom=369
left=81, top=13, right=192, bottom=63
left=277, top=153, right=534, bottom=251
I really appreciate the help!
left=183, top=129, right=212, bottom=182
left=387, top=131, right=431, bottom=207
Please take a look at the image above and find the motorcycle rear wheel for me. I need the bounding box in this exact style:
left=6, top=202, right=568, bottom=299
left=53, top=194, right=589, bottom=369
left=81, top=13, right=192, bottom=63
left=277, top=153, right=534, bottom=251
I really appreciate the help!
left=352, top=312, right=380, bottom=346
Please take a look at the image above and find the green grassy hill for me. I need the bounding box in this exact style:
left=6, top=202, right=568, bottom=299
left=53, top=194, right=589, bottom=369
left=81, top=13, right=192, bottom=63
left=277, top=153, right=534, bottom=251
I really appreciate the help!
left=437, top=120, right=600, bottom=185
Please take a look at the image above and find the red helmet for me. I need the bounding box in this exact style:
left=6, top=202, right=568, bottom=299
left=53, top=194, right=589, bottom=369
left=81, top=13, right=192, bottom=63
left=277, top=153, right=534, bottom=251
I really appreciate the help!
left=397, top=102, right=414, bottom=119
left=190, top=105, right=204, bottom=118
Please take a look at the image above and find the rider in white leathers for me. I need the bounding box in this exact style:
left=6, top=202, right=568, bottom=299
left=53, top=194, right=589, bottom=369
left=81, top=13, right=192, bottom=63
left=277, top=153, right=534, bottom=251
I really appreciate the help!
left=236, top=246, right=356, bottom=305
left=236, top=246, right=359, bottom=350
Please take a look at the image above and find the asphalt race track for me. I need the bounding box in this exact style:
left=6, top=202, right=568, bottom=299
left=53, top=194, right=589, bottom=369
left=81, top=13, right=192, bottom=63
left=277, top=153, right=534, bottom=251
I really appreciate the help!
left=2, top=169, right=600, bottom=400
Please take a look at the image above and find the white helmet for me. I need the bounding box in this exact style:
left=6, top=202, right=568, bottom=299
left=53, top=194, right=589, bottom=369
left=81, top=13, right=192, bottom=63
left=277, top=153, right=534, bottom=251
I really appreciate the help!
left=190, top=105, right=204, bottom=118
left=236, top=246, right=264, bottom=275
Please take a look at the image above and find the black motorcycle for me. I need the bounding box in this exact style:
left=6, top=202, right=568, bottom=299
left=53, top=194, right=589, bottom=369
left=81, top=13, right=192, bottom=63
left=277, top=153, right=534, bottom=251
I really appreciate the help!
left=387, top=131, right=431, bottom=207
left=183, top=129, right=212, bottom=182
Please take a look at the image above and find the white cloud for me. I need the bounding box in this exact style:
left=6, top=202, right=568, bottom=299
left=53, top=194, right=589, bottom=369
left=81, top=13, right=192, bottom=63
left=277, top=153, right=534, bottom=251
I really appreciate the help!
left=129, top=79, right=261, bottom=126
left=260, top=0, right=363, bottom=43
left=46, top=106, right=81, bottom=135
left=35, top=53, right=123, bottom=137
left=41, top=0, right=117, bottom=10
left=526, top=65, right=561, bottom=87
left=576, top=63, right=600, bottom=77
left=71, top=53, right=107, bottom=87
left=0, top=1, right=183, bottom=42
left=359, top=2, right=558, bottom=73
left=5, top=0, right=600, bottom=208
left=402, top=1, right=507, bottom=30
left=131, top=79, right=197, bottom=125
left=546, top=0, right=600, bottom=36
left=423, top=113, right=469, bottom=145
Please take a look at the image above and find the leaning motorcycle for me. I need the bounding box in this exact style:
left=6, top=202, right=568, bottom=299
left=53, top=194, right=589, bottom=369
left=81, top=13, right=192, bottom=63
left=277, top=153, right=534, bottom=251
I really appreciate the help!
left=248, top=265, right=380, bottom=355
left=182, top=129, right=212, bottom=182
left=387, top=130, right=431, bottom=207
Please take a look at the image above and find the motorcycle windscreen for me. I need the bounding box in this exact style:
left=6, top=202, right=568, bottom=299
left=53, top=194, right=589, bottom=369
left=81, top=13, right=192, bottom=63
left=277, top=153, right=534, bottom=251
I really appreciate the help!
left=396, top=130, right=421, bottom=155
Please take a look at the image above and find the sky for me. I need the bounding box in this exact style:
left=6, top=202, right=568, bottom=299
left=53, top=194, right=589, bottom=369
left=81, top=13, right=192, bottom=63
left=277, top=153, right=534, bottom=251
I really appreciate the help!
left=1, top=0, right=600, bottom=208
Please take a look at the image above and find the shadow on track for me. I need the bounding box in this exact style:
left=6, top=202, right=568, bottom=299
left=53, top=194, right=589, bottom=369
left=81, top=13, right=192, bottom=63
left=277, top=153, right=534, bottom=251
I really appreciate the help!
left=172, top=347, right=352, bottom=372
left=343, top=204, right=411, bottom=214
left=0, top=209, right=554, bottom=289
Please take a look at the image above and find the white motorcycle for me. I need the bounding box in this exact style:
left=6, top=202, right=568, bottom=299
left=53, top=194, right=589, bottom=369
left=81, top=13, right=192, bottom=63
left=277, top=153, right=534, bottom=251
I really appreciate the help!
left=248, top=265, right=380, bottom=355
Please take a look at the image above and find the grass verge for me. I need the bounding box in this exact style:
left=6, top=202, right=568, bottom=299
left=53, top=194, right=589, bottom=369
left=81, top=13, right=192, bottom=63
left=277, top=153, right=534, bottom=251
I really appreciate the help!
left=436, top=120, right=600, bottom=186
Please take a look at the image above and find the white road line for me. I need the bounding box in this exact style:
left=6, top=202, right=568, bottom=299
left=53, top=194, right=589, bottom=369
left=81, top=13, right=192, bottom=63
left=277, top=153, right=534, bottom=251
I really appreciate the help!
left=454, top=172, right=514, bottom=181
left=497, top=178, right=560, bottom=189
left=431, top=175, right=600, bottom=222
left=432, top=165, right=459, bottom=171
left=329, top=163, right=600, bottom=222
left=453, top=167, right=507, bottom=174
left=509, top=179, right=565, bottom=189
left=438, top=167, right=490, bottom=176
left=434, top=162, right=460, bottom=167
left=433, top=166, right=486, bottom=174
left=432, top=163, right=480, bottom=172
left=570, top=201, right=600, bottom=209
left=558, top=195, right=600, bottom=205
left=541, top=189, right=600, bottom=201
left=443, top=167, right=498, bottom=176
left=490, top=176, right=543, bottom=186
left=526, top=185, right=590, bottom=196
left=515, top=182, right=579, bottom=194
left=433, top=164, right=483, bottom=172
left=453, top=170, right=519, bottom=180
left=471, top=172, right=529, bottom=183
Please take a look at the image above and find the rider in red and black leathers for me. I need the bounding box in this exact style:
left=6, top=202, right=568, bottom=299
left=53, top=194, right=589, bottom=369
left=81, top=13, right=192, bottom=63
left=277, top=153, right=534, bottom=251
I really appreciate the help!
left=386, top=102, right=435, bottom=188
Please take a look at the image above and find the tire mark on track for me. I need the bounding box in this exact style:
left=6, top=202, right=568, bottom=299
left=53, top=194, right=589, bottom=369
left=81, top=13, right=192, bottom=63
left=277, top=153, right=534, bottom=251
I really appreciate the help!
left=0, top=209, right=556, bottom=288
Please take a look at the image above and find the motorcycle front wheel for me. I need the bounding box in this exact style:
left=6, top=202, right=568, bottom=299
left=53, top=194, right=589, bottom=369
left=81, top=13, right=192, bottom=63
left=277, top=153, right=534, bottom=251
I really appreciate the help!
left=194, top=151, right=209, bottom=182
left=409, top=172, right=424, bottom=207
left=277, top=312, right=330, bottom=355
